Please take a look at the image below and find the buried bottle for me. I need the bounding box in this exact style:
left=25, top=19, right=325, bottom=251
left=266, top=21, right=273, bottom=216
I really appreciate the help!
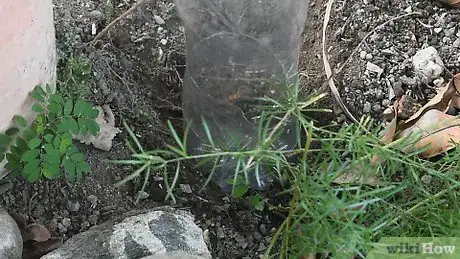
left=175, top=0, right=309, bottom=191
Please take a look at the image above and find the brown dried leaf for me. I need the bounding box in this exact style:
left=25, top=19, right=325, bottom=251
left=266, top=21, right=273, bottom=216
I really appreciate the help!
left=25, top=223, right=51, bottom=242
left=23, top=237, right=63, bottom=259
left=401, top=85, right=455, bottom=130
left=439, top=0, right=460, bottom=8
left=399, top=109, right=460, bottom=158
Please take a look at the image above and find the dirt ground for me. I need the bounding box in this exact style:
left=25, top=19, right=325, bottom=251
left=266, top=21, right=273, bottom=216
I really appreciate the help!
left=1, top=0, right=460, bottom=258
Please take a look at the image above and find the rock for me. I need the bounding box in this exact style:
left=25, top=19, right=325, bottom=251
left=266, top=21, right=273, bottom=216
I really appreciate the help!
left=259, top=224, right=268, bottom=235
left=412, top=47, right=444, bottom=83
left=89, top=10, right=104, bottom=20
left=41, top=208, right=211, bottom=259
left=0, top=207, right=22, bottom=259
left=363, top=102, right=371, bottom=113
left=445, top=27, right=456, bottom=38
left=58, top=223, right=68, bottom=234
left=153, top=15, right=166, bottom=25
left=434, top=27, right=442, bottom=34
left=359, top=50, right=367, bottom=59
left=365, top=53, right=373, bottom=60
left=88, top=215, right=99, bottom=226
left=160, top=39, right=168, bottom=45
left=62, top=218, right=72, bottom=229
left=67, top=200, right=81, bottom=213
left=179, top=184, right=193, bottom=194
left=73, top=105, right=121, bottom=151
left=382, top=99, right=391, bottom=107
left=366, top=62, right=384, bottom=78
left=372, top=104, right=381, bottom=113
left=453, top=38, right=460, bottom=48
left=87, top=195, right=98, bottom=208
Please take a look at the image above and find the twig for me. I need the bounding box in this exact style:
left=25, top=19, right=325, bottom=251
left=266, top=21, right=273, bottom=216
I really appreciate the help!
left=90, top=0, right=149, bottom=45
left=322, top=0, right=359, bottom=123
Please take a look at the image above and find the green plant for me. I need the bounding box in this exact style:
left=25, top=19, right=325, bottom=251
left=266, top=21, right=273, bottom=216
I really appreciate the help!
left=0, top=85, right=100, bottom=182
left=113, top=75, right=460, bottom=258
left=57, top=55, right=92, bottom=99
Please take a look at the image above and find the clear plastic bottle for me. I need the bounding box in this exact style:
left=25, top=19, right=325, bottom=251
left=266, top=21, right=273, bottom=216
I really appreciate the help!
left=176, top=0, right=309, bottom=190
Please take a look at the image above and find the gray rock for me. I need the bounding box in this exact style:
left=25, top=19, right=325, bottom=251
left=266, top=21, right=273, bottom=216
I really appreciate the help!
left=445, top=27, right=456, bottom=38
left=366, top=62, right=383, bottom=78
left=453, top=38, right=460, bottom=48
left=87, top=195, right=98, bottom=208
left=67, top=200, right=80, bottom=213
left=41, top=208, right=211, bottom=259
left=89, top=10, right=104, bottom=20
left=62, top=218, right=72, bottom=229
left=412, top=47, right=444, bottom=83
left=0, top=207, right=23, bottom=259
left=363, top=102, right=371, bottom=113
left=154, top=15, right=166, bottom=25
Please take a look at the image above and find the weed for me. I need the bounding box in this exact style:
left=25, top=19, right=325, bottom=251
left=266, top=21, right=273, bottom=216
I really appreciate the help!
left=113, top=75, right=460, bottom=258
left=57, top=55, right=92, bottom=99
left=0, top=85, right=100, bottom=182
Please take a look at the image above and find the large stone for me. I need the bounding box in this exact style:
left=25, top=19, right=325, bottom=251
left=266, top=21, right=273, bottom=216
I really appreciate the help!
left=41, top=208, right=211, bottom=259
left=0, top=207, right=23, bottom=259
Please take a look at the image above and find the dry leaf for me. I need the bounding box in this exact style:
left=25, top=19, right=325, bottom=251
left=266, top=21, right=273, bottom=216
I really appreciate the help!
left=399, top=109, right=460, bottom=158
left=23, top=237, right=63, bottom=259
left=25, top=223, right=52, bottom=242
left=438, top=0, right=460, bottom=8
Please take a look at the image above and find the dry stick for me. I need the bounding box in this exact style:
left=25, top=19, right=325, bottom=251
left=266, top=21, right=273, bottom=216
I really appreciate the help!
left=90, top=0, right=149, bottom=45
left=322, top=0, right=358, bottom=124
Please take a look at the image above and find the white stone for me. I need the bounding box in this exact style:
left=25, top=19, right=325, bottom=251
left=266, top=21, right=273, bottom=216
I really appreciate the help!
left=412, top=46, right=444, bottom=83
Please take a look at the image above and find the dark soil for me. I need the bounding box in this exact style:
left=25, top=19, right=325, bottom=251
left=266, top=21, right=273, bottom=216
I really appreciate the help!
left=1, top=0, right=460, bottom=258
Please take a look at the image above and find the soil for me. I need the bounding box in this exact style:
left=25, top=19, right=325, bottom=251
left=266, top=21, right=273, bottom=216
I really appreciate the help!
left=1, top=0, right=460, bottom=258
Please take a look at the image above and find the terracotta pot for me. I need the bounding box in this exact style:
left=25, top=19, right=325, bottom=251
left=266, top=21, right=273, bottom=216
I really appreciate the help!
left=0, top=0, right=56, bottom=132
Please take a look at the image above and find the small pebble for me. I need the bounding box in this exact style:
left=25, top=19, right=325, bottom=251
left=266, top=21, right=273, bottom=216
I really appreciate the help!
left=67, top=200, right=81, bottom=213
left=179, top=184, right=193, bottom=194
left=453, top=38, right=460, bottom=48
left=87, top=195, right=98, bottom=208
left=421, top=174, right=432, bottom=184
left=137, top=191, right=150, bottom=201
left=382, top=99, right=391, bottom=107
left=57, top=223, right=67, bottom=234
left=253, top=231, right=262, bottom=241
left=445, top=27, right=456, bottom=38
left=153, top=15, right=165, bottom=25
left=363, top=102, right=371, bottom=113
left=434, top=27, right=443, bottom=34
left=80, top=221, right=90, bottom=231
left=61, top=218, right=72, bottom=229
left=88, top=10, right=104, bottom=20
left=257, top=243, right=267, bottom=252
left=372, top=103, right=381, bottom=113
left=88, top=214, right=99, bottom=225
left=160, top=39, right=168, bottom=45
left=259, top=224, right=268, bottom=235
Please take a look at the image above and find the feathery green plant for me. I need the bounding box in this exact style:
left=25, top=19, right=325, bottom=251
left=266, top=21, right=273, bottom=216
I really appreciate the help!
left=113, top=75, right=460, bottom=258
